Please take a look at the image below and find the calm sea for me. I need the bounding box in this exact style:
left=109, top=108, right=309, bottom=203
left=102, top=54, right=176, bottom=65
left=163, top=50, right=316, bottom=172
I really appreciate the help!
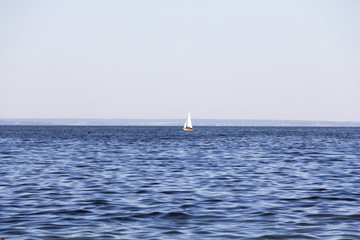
left=1, top=126, right=360, bottom=240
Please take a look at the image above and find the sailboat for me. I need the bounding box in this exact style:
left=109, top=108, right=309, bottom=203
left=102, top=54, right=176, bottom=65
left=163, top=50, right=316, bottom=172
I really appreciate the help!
left=183, top=111, right=194, bottom=131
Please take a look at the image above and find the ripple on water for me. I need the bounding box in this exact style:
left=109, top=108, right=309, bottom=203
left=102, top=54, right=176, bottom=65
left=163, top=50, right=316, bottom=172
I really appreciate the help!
left=1, top=126, right=360, bottom=239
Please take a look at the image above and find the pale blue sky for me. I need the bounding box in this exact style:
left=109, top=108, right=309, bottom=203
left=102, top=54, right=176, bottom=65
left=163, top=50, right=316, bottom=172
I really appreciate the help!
left=1, top=0, right=359, bottom=121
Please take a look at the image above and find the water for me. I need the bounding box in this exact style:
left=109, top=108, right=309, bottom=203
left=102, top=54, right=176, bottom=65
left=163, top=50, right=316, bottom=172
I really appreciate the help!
left=1, top=126, right=360, bottom=240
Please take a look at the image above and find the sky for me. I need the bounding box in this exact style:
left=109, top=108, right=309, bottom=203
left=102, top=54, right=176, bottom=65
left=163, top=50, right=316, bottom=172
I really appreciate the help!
left=0, top=0, right=359, bottom=121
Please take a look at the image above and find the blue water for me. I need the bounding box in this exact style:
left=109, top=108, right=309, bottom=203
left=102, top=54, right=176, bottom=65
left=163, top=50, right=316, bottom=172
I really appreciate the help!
left=1, top=126, right=360, bottom=240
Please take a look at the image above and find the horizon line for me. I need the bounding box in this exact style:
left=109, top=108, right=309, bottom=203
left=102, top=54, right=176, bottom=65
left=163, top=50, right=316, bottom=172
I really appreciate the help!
left=0, top=117, right=360, bottom=123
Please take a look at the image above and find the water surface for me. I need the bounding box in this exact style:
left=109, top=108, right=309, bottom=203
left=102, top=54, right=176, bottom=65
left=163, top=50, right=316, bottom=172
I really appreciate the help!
left=1, top=126, right=360, bottom=239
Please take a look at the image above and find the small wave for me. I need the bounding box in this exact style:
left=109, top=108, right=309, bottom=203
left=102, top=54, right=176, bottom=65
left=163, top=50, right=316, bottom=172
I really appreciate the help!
left=111, top=216, right=136, bottom=222
left=75, top=165, right=88, bottom=168
left=180, top=204, right=197, bottom=209
left=259, top=212, right=276, bottom=216
left=332, top=214, right=360, bottom=221
left=255, top=234, right=316, bottom=239
left=100, top=190, right=118, bottom=194
left=280, top=198, right=298, bottom=201
left=325, top=197, right=357, bottom=202
left=0, top=155, right=14, bottom=159
left=163, top=230, right=182, bottom=234
left=306, top=213, right=335, bottom=218
left=38, top=223, right=74, bottom=230
left=82, top=199, right=109, bottom=205
left=135, top=189, right=149, bottom=194
left=160, top=137, right=171, bottom=140
left=1, top=151, right=13, bottom=155
left=1, top=229, right=28, bottom=235
left=160, top=212, right=193, bottom=220
left=194, top=230, right=213, bottom=234
left=311, top=188, right=327, bottom=192
left=203, top=199, right=223, bottom=203
left=131, top=211, right=162, bottom=219
left=288, top=196, right=358, bottom=202
left=161, top=190, right=193, bottom=195
left=54, top=209, right=92, bottom=216
left=43, top=236, right=95, bottom=240
left=303, top=196, right=321, bottom=200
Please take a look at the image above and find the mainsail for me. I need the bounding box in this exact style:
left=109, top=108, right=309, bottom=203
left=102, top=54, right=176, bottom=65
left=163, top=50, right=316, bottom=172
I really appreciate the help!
left=186, top=111, right=192, bottom=129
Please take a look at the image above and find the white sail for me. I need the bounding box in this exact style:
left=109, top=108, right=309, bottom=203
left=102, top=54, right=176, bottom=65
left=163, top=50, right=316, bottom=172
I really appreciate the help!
left=186, top=111, right=193, bottom=128
left=183, top=120, right=187, bottom=129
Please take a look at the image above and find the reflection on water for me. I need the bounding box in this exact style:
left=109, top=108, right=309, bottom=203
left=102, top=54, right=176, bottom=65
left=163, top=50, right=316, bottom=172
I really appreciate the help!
left=1, top=126, right=360, bottom=239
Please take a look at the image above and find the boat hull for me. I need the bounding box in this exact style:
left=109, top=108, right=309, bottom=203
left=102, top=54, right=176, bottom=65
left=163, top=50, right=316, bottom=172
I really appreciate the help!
left=183, top=128, right=194, bottom=131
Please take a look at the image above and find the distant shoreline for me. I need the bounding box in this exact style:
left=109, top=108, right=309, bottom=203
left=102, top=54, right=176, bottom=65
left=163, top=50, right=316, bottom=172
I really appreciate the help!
left=1, top=118, right=360, bottom=127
